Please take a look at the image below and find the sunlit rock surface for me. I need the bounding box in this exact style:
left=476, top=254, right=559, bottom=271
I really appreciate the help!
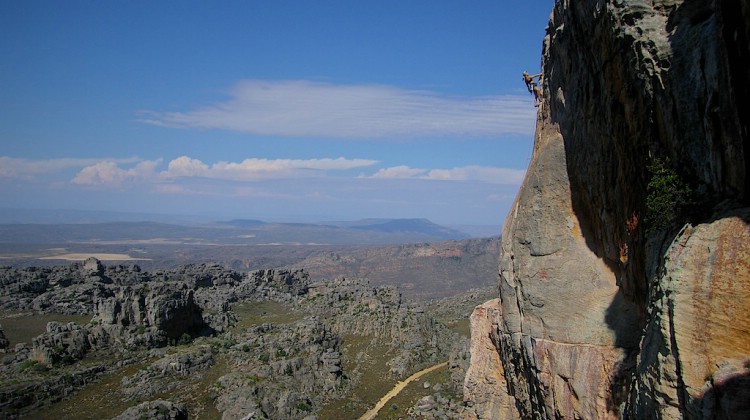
left=466, top=0, right=750, bottom=418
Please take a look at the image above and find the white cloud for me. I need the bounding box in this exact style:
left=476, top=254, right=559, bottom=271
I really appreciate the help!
left=0, top=156, right=140, bottom=179
left=72, top=159, right=162, bottom=186
left=370, top=165, right=427, bottom=179
left=1, top=155, right=523, bottom=225
left=166, top=156, right=210, bottom=177
left=426, top=166, right=526, bottom=184
left=212, top=157, right=376, bottom=174
left=163, top=156, right=378, bottom=180
left=5, top=154, right=522, bottom=195
left=138, top=80, right=536, bottom=138
left=69, top=156, right=378, bottom=187
left=367, top=164, right=525, bottom=185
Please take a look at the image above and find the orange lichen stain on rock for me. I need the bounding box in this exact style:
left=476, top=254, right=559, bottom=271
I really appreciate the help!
left=566, top=206, right=583, bottom=240
left=618, top=240, right=629, bottom=265
left=571, top=217, right=582, bottom=239
left=532, top=269, right=550, bottom=281
left=707, top=217, right=750, bottom=353
left=625, top=212, right=639, bottom=234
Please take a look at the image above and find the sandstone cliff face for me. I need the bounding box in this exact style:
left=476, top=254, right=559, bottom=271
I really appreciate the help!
left=465, top=0, right=750, bottom=418
left=462, top=299, right=516, bottom=419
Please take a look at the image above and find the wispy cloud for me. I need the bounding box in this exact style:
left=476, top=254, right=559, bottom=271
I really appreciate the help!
left=369, top=165, right=525, bottom=185
left=138, top=80, right=536, bottom=138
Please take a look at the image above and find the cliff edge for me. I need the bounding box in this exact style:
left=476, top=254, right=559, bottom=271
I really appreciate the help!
left=465, top=1, right=750, bottom=418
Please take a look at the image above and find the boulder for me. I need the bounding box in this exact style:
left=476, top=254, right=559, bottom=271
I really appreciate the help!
left=31, top=322, right=91, bottom=365
left=113, top=400, right=187, bottom=420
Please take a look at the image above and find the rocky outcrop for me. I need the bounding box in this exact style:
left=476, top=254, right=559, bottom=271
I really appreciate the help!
left=462, top=299, right=516, bottom=419
left=1, top=258, right=463, bottom=418
left=0, top=324, right=8, bottom=350
left=31, top=322, right=93, bottom=365
left=466, top=0, right=750, bottom=418
left=121, top=345, right=216, bottom=400
left=215, top=317, right=345, bottom=419
left=94, top=281, right=209, bottom=344
left=113, top=400, right=188, bottom=420
left=0, top=365, right=105, bottom=413
left=0, top=259, right=148, bottom=314
left=251, top=269, right=309, bottom=294
left=305, top=277, right=453, bottom=377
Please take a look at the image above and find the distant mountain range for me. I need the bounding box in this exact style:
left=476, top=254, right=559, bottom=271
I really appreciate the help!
left=219, top=217, right=469, bottom=240
left=0, top=218, right=473, bottom=247
left=0, top=211, right=501, bottom=299
left=0, top=208, right=499, bottom=239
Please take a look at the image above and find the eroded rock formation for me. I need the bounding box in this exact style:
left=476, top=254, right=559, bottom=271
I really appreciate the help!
left=465, top=0, right=750, bottom=418
left=1, top=259, right=468, bottom=418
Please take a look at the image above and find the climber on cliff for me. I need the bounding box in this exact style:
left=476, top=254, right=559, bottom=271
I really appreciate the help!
left=522, top=71, right=542, bottom=93
left=532, top=85, right=543, bottom=107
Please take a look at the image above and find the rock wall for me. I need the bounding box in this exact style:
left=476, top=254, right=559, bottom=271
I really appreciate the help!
left=466, top=0, right=750, bottom=418
left=462, top=299, right=516, bottom=419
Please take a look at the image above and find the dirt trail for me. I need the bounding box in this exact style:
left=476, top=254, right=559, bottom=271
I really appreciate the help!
left=358, top=361, right=449, bottom=420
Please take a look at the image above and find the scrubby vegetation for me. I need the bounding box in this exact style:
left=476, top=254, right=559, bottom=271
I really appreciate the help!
left=646, top=157, right=692, bottom=231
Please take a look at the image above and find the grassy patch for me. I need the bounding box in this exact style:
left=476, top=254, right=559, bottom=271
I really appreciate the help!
left=167, top=354, right=229, bottom=420
left=230, top=300, right=304, bottom=333
left=317, top=334, right=394, bottom=419
left=0, top=313, right=92, bottom=346
left=33, top=358, right=153, bottom=420
left=31, top=352, right=230, bottom=419
left=441, top=318, right=471, bottom=338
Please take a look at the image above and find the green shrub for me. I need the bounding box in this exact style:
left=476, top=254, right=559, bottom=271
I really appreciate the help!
left=31, top=361, right=49, bottom=373
left=177, top=333, right=192, bottom=346
left=646, top=157, right=691, bottom=231
left=17, top=359, right=39, bottom=372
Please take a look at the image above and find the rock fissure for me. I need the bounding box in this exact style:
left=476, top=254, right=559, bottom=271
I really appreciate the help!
left=666, top=295, right=687, bottom=417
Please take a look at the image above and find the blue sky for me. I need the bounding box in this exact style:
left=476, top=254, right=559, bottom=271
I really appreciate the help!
left=1, top=1, right=553, bottom=227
